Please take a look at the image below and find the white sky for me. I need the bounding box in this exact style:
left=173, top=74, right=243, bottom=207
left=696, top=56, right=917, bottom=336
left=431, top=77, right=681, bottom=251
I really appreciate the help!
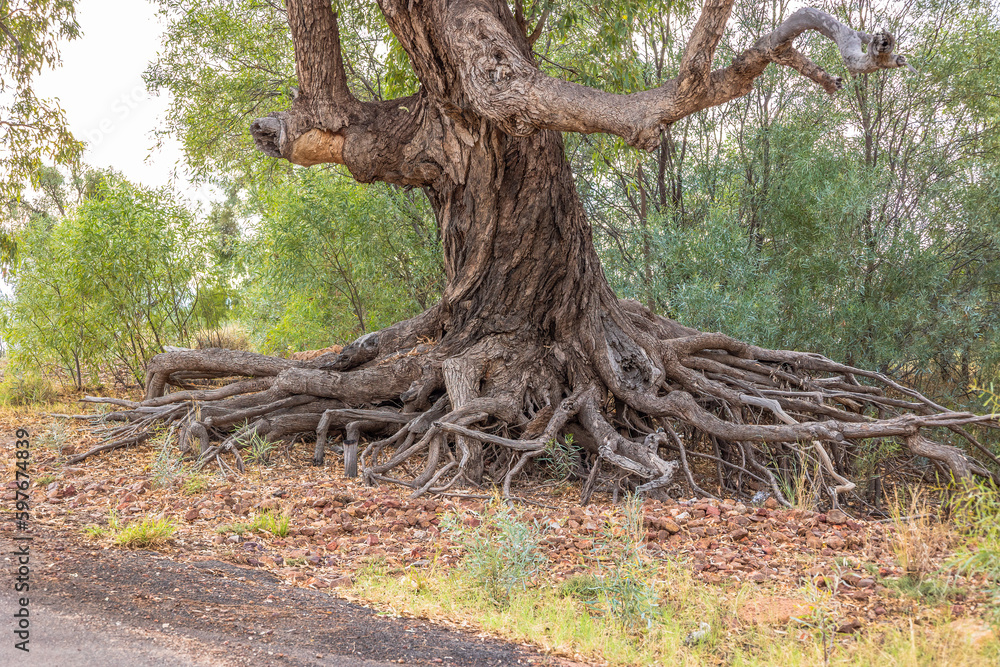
left=34, top=0, right=215, bottom=205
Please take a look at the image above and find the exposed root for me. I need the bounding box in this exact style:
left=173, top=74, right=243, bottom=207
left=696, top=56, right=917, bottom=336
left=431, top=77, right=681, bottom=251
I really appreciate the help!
left=67, top=301, right=1000, bottom=509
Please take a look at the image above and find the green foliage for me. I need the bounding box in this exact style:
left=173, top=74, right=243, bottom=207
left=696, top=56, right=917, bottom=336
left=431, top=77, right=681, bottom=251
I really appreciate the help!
left=949, top=480, right=1000, bottom=582
left=239, top=429, right=275, bottom=466
left=112, top=515, right=177, bottom=549
left=3, top=171, right=232, bottom=387
left=215, top=510, right=291, bottom=537
left=181, top=474, right=209, bottom=496
left=443, top=499, right=545, bottom=607
left=240, top=170, right=442, bottom=352
left=582, top=0, right=1000, bottom=406
left=586, top=495, right=660, bottom=631
left=947, top=477, right=1000, bottom=626
left=0, top=0, right=83, bottom=205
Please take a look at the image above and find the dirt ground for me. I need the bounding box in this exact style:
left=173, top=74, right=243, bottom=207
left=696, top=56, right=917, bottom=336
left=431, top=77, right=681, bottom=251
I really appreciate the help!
left=2, top=412, right=998, bottom=665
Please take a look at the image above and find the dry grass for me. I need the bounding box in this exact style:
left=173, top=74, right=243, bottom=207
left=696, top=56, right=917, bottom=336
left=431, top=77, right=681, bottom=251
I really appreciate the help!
left=194, top=324, right=252, bottom=351
left=888, top=487, right=953, bottom=580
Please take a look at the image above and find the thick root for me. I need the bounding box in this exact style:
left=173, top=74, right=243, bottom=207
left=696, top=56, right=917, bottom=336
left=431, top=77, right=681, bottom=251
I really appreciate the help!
left=69, top=304, right=999, bottom=509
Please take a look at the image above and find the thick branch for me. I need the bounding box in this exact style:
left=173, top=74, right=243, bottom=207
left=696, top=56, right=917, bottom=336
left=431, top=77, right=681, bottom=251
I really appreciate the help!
left=445, top=4, right=913, bottom=151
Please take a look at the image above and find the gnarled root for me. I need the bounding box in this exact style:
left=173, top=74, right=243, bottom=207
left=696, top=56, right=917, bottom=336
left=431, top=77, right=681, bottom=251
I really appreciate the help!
left=69, top=300, right=999, bottom=508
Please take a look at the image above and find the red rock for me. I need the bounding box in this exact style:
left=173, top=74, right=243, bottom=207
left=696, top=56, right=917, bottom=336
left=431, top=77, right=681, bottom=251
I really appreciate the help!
left=183, top=508, right=199, bottom=522
left=729, top=528, right=749, bottom=541
left=826, top=509, right=848, bottom=525
left=837, top=619, right=863, bottom=633
left=366, top=534, right=380, bottom=546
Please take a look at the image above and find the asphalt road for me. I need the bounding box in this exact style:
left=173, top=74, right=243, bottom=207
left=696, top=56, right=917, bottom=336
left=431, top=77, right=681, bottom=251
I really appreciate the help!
left=0, top=535, right=554, bottom=667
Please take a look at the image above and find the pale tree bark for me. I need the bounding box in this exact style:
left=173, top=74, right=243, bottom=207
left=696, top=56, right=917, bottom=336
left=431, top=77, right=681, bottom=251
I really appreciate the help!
left=76, top=0, right=996, bottom=506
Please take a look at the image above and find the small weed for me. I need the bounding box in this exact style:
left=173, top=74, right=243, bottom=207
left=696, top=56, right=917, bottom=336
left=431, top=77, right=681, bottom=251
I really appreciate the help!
left=593, top=494, right=659, bottom=631
left=559, top=573, right=603, bottom=600
left=889, top=486, right=950, bottom=580
left=83, top=524, right=107, bottom=539
left=540, top=434, right=580, bottom=482
left=216, top=522, right=250, bottom=535
left=248, top=509, right=290, bottom=537
left=34, top=474, right=57, bottom=487
left=182, top=474, right=209, bottom=495
left=83, top=509, right=174, bottom=548
left=36, top=423, right=69, bottom=453
left=113, top=516, right=177, bottom=548
left=442, top=496, right=545, bottom=607
left=150, top=432, right=182, bottom=488
left=241, top=430, right=275, bottom=466
left=887, top=574, right=964, bottom=604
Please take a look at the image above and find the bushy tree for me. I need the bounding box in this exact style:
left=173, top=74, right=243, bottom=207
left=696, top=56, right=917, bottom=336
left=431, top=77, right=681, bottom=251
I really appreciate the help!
left=3, top=172, right=231, bottom=387
left=241, top=169, right=442, bottom=353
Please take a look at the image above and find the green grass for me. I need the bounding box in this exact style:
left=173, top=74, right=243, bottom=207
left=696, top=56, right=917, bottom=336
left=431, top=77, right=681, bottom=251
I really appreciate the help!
left=0, top=372, right=57, bottom=406
left=113, top=516, right=177, bottom=548
left=250, top=509, right=290, bottom=536
left=34, top=474, right=57, bottom=487
left=82, top=510, right=176, bottom=549
left=216, top=509, right=290, bottom=537
left=352, top=564, right=999, bottom=666
left=181, top=474, right=210, bottom=495
left=352, top=496, right=1000, bottom=665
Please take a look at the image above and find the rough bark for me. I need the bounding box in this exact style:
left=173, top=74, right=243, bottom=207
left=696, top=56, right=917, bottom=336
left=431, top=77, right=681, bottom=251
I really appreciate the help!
left=75, top=0, right=997, bottom=505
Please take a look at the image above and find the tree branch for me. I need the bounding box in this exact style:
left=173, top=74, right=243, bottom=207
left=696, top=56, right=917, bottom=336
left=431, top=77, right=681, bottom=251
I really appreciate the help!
left=446, top=3, right=914, bottom=151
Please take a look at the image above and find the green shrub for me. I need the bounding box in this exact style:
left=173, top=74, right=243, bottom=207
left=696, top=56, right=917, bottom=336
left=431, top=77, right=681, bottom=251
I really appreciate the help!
left=443, top=498, right=545, bottom=607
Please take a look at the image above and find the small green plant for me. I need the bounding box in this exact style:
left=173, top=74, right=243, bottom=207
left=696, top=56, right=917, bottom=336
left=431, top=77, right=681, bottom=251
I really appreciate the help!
left=888, top=486, right=946, bottom=580
left=442, top=497, right=545, bottom=607
left=182, top=474, right=209, bottom=495
left=594, top=494, right=659, bottom=631
left=113, top=515, right=177, bottom=548
left=887, top=574, right=963, bottom=604
left=83, top=509, right=121, bottom=540
left=241, top=430, right=275, bottom=466
left=34, top=474, right=57, bottom=487
left=539, top=434, right=580, bottom=482
left=35, top=423, right=69, bottom=453
left=795, top=582, right=838, bottom=666
left=216, top=521, right=250, bottom=535
left=150, top=432, right=182, bottom=488
left=248, top=509, right=291, bottom=537
left=83, top=509, right=175, bottom=548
